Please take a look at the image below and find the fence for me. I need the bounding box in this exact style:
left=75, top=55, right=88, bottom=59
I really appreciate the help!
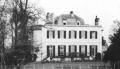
left=20, top=62, right=111, bottom=69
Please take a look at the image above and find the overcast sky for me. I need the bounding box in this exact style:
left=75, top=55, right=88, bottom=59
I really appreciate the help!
left=30, top=0, right=120, bottom=42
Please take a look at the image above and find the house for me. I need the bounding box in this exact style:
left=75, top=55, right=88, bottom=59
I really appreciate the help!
left=32, top=11, right=103, bottom=61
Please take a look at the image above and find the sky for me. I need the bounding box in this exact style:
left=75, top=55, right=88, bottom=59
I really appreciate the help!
left=29, top=0, right=120, bottom=43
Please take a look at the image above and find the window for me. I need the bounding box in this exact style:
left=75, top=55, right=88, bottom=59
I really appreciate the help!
left=79, top=45, right=87, bottom=57
left=64, top=31, right=66, bottom=38
left=69, top=45, right=77, bottom=56
left=90, top=45, right=97, bottom=57
left=90, top=31, right=97, bottom=39
left=58, top=31, right=60, bottom=38
left=79, top=31, right=87, bottom=39
left=58, top=45, right=66, bottom=56
left=69, top=30, right=77, bottom=39
left=47, top=45, right=55, bottom=57
left=77, top=21, right=80, bottom=25
left=63, top=20, right=67, bottom=25
left=47, top=30, right=55, bottom=39
left=58, top=30, right=66, bottom=39
left=54, top=20, right=58, bottom=24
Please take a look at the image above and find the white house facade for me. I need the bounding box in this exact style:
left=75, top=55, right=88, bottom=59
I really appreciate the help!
left=33, top=11, right=103, bottom=61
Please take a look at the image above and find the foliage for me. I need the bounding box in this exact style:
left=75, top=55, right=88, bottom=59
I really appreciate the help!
left=95, top=52, right=101, bottom=61
left=5, top=45, right=37, bottom=65
left=103, top=21, right=120, bottom=69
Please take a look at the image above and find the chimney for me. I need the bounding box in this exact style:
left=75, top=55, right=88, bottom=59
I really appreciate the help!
left=95, top=16, right=100, bottom=25
left=70, top=11, right=74, bottom=17
left=46, top=12, right=50, bottom=20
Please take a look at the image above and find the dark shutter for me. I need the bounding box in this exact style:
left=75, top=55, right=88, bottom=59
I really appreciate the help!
left=64, top=31, right=66, bottom=39
left=64, top=46, right=66, bottom=57
left=53, top=31, right=55, bottom=38
left=95, top=31, right=97, bottom=39
left=53, top=46, right=55, bottom=57
left=58, top=31, right=60, bottom=39
left=69, top=46, right=71, bottom=56
left=85, top=46, right=87, bottom=56
left=79, top=46, right=81, bottom=56
left=96, top=45, right=97, bottom=55
left=75, top=31, right=77, bottom=38
left=47, top=46, right=49, bottom=57
left=90, top=31, right=92, bottom=39
left=69, top=31, right=71, bottom=39
left=79, top=31, right=81, bottom=38
left=58, top=46, right=60, bottom=56
left=47, top=31, right=49, bottom=38
left=90, top=46, right=92, bottom=56
left=75, top=46, right=77, bottom=56
left=85, top=31, right=87, bottom=39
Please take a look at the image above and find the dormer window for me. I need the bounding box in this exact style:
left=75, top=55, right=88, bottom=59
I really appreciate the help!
left=54, top=20, right=58, bottom=24
left=77, top=21, right=80, bottom=25
left=63, top=23, right=66, bottom=25
left=63, top=20, right=67, bottom=25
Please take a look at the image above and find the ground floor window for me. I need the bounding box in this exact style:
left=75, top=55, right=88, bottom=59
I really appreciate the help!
left=90, top=45, right=97, bottom=57
left=69, top=45, right=77, bottom=56
left=79, top=45, right=87, bottom=57
left=47, top=45, right=55, bottom=57
left=58, top=45, right=66, bottom=56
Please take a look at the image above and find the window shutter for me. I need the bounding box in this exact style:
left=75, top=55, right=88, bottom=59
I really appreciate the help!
left=64, top=31, right=66, bottom=39
left=95, top=32, right=97, bottom=39
left=53, top=31, right=55, bottom=38
left=79, top=31, right=81, bottom=38
left=58, top=31, right=60, bottom=38
left=96, top=46, right=97, bottom=55
left=69, top=31, right=71, bottom=38
left=64, top=46, right=66, bottom=56
left=90, top=46, right=92, bottom=56
left=90, top=31, right=92, bottom=39
left=79, top=46, right=81, bottom=56
left=85, top=31, right=87, bottom=39
left=69, top=46, right=71, bottom=56
left=47, top=46, right=49, bottom=57
left=75, top=46, right=77, bottom=56
left=53, top=46, right=55, bottom=57
left=47, top=31, right=49, bottom=38
left=85, top=46, right=87, bottom=56
left=58, top=46, right=60, bottom=56
left=75, top=31, right=77, bottom=38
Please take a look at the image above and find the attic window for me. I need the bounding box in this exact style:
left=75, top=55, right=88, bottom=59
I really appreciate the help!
left=77, top=21, right=80, bottom=25
left=63, top=20, right=67, bottom=25
left=63, top=23, right=66, bottom=25
left=55, top=20, right=58, bottom=24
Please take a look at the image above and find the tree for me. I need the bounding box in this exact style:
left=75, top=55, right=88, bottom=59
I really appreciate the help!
left=0, top=0, right=10, bottom=69
left=2, top=0, right=43, bottom=69
left=103, top=20, right=120, bottom=69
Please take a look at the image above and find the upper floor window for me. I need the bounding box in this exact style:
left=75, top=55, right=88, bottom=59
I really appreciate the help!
left=58, top=45, right=66, bottom=56
left=90, top=31, right=97, bottom=39
left=58, top=30, right=66, bottom=39
left=69, top=30, right=77, bottom=39
left=79, top=31, right=87, bottom=39
left=47, top=30, right=55, bottom=39
left=47, top=45, right=55, bottom=57
left=90, top=45, right=97, bottom=57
